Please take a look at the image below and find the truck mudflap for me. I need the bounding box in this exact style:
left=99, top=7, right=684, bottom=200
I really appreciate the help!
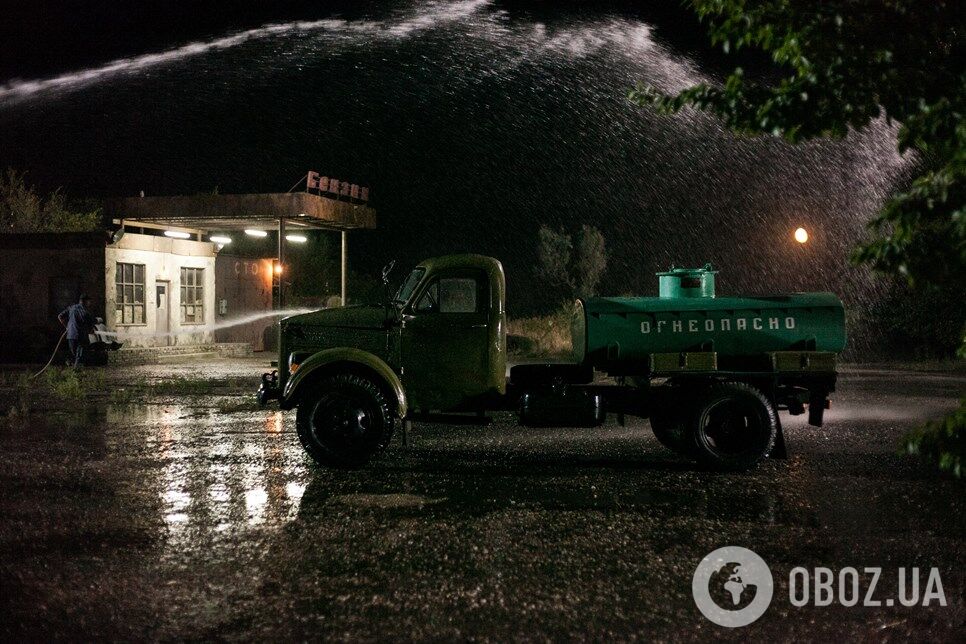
left=257, top=370, right=280, bottom=406
left=808, top=393, right=831, bottom=427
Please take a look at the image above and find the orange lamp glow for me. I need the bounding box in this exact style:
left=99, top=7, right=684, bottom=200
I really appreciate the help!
left=794, top=227, right=808, bottom=244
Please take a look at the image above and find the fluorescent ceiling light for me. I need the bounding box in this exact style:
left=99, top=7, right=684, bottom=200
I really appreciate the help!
left=164, top=230, right=191, bottom=239
left=209, top=235, right=232, bottom=244
left=245, top=229, right=268, bottom=237
left=285, top=234, right=308, bottom=243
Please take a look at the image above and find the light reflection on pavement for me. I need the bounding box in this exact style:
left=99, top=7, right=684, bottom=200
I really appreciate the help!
left=1, top=363, right=963, bottom=640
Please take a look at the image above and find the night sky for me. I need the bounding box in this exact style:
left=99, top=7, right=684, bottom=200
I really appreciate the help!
left=1, top=1, right=908, bottom=315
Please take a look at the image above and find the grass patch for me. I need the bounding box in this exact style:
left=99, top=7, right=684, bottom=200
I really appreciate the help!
left=43, top=367, right=93, bottom=400
left=1, top=372, right=31, bottom=415
left=1, top=367, right=106, bottom=415
left=901, top=398, right=965, bottom=478
left=0, top=368, right=260, bottom=414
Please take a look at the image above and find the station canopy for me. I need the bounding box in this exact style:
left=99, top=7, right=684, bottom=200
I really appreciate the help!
left=104, top=192, right=376, bottom=232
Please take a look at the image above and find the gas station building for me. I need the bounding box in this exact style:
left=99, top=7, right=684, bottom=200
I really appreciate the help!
left=0, top=190, right=375, bottom=362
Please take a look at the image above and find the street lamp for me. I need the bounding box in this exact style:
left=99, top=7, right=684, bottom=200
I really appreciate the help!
left=794, top=227, right=808, bottom=244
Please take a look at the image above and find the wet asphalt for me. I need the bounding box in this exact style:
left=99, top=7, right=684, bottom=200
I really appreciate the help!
left=1, top=358, right=963, bottom=641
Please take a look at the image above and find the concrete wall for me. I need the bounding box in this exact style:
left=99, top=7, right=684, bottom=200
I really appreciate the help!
left=0, top=233, right=106, bottom=362
left=105, top=233, right=216, bottom=348
left=214, top=256, right=274, bottom=351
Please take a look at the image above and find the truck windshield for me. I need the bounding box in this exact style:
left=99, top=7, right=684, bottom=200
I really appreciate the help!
left=394, top=268, right=425, bottom=306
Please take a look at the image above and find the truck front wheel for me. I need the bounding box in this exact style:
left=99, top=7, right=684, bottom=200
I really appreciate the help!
left=296, top=374, right=395, bottom=468
left=687, top=382, right=777, bottom=472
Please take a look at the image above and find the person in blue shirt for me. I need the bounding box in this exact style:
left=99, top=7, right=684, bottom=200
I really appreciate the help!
left=58, top=294, right=96, bottom=367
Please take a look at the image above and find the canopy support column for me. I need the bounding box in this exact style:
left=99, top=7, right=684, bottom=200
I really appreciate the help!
left=341, top=230, right=347, bottom=306
left=278, top=218, right=286, bottom=311
left=278, top=217, right=286, bottom=350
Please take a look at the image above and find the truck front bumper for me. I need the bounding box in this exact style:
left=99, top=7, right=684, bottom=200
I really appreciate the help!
left=257, top=371, right=281, bottom=406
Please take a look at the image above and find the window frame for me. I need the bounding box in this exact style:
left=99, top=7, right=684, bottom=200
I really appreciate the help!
left=394, top=267, right=426, bottom=307
left=114, top=262, right=146, bottom=326
left=180, top=267, right=206, bottom=325
left=409, top=269, right=487, bottom=316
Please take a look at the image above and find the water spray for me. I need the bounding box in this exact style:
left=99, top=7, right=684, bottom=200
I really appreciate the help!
left=99, top=308, right=316, bottom=340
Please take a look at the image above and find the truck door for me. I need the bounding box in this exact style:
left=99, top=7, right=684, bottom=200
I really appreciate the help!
left=401, top=268, right=489, bottom=411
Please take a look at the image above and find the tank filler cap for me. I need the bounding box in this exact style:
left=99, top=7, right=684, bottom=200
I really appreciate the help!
left=656, top=264, right=718, bottom=298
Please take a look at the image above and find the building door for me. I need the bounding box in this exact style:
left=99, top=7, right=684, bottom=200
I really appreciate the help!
left=156, top=281, right=170, bottom=346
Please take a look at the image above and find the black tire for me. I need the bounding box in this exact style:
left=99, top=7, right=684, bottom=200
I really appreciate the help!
left=296, top=374, right=395, bottom=468
left=686, top=382, right=777, bottom=472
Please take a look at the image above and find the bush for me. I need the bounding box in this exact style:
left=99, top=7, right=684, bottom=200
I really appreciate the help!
left=507, top=305, right=574, bottom=359
left=901, top=398, right=965, bottom=478
left=1, top=168, right=101, bottom=232
left=536, top=224, right=608, bottom=301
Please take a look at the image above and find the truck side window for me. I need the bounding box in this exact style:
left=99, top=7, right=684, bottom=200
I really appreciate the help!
left=414, top=275, right=482, bottom=314
left=415, top=281, right=439, bottom=312
left=438, top=278, right=477, bottom=313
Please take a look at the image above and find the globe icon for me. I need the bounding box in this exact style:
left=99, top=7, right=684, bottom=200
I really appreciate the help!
left=708, top=562, right=758, bottom=611
left=693, top=546, right=774, bottom=627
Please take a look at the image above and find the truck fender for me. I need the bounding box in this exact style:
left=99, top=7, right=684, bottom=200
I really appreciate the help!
left=281, top=347, right=408, bottom=418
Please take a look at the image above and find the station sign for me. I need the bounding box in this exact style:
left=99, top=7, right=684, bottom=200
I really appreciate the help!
left=307, top=171, right=369, bottom=202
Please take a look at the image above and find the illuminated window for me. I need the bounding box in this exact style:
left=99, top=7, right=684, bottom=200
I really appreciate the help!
left=115, top=262, right=145, bottom=325
left=180, top=267, right=205, bottom=324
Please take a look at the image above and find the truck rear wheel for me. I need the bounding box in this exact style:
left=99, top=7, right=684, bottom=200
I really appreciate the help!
left=687, top=382, right=777, bottom=472
left=296, top=374, right=394, bottom=468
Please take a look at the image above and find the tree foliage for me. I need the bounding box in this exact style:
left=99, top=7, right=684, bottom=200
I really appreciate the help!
left=629, top=0, right=964, bottom=289
left=863, top=279, right=966, bottom=359
left=537, top=224, right=608, bottom=300
left=902, top=397, right=965, bottom=479
left=536, top=225, right=574, bottom=293
left=0, top=168, right=101, bottom=232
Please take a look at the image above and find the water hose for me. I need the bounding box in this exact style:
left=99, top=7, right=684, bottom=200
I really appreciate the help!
left=29, top=331, right=67, bottom=379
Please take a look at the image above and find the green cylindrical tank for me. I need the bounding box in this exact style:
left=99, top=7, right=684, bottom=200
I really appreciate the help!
left=571, top=266, right=846, bottom=366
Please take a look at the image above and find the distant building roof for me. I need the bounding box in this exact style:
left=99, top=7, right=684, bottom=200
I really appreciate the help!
left=104, top=192, right=376, bottom=232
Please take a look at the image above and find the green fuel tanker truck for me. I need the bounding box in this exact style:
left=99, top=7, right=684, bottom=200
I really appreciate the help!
left=259, top=255, right=846, bottom=471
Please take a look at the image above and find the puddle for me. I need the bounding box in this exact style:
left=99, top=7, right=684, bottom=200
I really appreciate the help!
left=329, top=492, right=447, bottom=509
